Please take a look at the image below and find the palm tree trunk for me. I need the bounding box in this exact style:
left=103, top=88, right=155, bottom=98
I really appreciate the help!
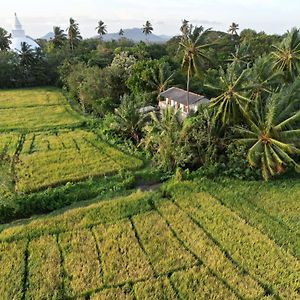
left=186, top=62, right=191, bottom=113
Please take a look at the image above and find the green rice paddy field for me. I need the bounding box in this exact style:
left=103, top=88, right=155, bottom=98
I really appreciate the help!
left=0, top=88, right=142, bottom=195
left=0, top=88, right=299, bottom=299
left=0, top=179, right=299, bottom=299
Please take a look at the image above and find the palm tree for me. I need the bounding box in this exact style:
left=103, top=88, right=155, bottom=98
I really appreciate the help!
left=112, top=94, right=145, bottom=143
left=180, top=19, right=189, bottom=36
left=179, top=25, right=212, bottom=112
left=244, top=55, right=283, bottom=102
left=142, top=21, right=153, bottom=42
left=119, top=28, right=125, bottom=37
left=227, top=42, right=251, bottom=67
left=149, top=62, right=174, bottom=100
left=96, top=20, right=107, bottom=40
left=67, top=18, right=82, bottom=50
left=141, top=107, right=187, bottom=171
left=52, top=26, right=66, bottom=49
left=272, top=28, right=300, bottom=81
left=234, top=79, right=300, bottom=180
left=0, top=27, right=11, bottom=51
left=206, top=62, right=250, bottom=125
left=228, top=22, right=239, bottom=36
left=17, top=42, right=35, bottom=67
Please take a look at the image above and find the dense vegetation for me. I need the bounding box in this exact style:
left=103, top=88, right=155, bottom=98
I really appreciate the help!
left=1, top=20, right=299, bottom=182
left=0, top=178, right=299, bottom=299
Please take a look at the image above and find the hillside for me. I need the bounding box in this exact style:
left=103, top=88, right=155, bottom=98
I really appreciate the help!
left=0, top=179, right=299, bottom=299
left=95, top=28, right=171, bottom=43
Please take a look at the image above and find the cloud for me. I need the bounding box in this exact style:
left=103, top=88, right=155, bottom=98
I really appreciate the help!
left=189, top=19, right=222, bottom=26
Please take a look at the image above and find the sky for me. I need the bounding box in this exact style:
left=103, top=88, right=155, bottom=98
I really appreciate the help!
left=0, top=0, right=299, bottom=38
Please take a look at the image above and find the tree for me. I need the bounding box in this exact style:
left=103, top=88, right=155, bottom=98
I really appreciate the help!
left=67, top=18, right=82, bottom=50
left=235, top=78, right=300, bottom=180
left=180, top=106, right=222, bottom=167
left=179, top=25, right=212, bottom=112
left=119, top=28, right=125, bottom=37
left=142, top=21, right=153, bottom=42
left=206, top=62, right=250, bottom=125
left=244, top=55, right=283, bottom=102
left=272, top=27, right=300, bottom=81
left=17, top=42, right=35, bottom=67
left=149, top=62, right=174, bottom=100
left=0, top=51, right=19, bottom=88
left=141, top=107, right=189, bottom=171
left=112, top=94, right=145, bottom=143
left=52, top=26, right=67, bottom=49
left=0, top=27, right=11, bottom=51
left=228, top=22, right=239, bottom=36
left=180, top=19, right=189, bottom=36
left=96, top=20, right=107, bottom=40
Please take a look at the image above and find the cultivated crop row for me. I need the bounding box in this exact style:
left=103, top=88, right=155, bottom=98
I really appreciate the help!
left=155, top=200, right=264, bottom=299
left=0, top=130, right=143, bottom=193
left=174, top=191, right=300, bottom=299
left=0, top=190, right=298, bottom=299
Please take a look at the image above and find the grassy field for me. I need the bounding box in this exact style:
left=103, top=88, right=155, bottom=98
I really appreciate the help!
left=0, top=88, right=142, bottom=195
left=0, top=179, right=299, bottom=299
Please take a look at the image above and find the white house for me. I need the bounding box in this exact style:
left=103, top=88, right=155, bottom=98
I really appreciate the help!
left=10, top=13, right=40, bottom=52
left=159, top=87, right=209, bottom=116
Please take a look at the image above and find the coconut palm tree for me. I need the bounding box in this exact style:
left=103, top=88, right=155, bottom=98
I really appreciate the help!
left=228, top=22, right=239, bottom=36
left=96, top=20, right=107, bottom=40
left=179, top=25, right=212, bottom=112
left=67, top=18, right=82, bottom=50
left=0, top=27, right=11, bottom=51
left=234, top=79, right=300, bottom=180
left=244, top=55, right=283, bottom=102
left=180, top=19, right=190, bottom=36
left=52, top=26, right=66, bottom=49
left=142, top=21, right=153, bottom=42
left=17, top=42, right=35, bottom=67
left=112, top=94, right=145, bottom=143
left=272, top=27, right=300, bottom=81
left=119, top=28, right=125, bottom=37
left=141, top=107, right=187, bottom=171
left=227, top=42, right=251, bottom=66
left=149, top=62, right=174, bottom=100
left=206, top=62, right=250, bottom=125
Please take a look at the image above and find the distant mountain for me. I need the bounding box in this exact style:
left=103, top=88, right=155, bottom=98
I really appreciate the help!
left=40, top=32, right=54, bottom=41
left=39, top=28, right=172, bottom=43
left=99, top=28, right=172, bottom=43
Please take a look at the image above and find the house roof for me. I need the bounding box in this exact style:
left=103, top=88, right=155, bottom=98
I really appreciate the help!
left=160, top=87, right=209, bottom=106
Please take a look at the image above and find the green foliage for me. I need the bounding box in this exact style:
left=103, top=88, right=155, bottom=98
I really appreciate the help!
left=272, top=27, right=300, bottom=81
left=67, top=18, right=82, bottom=50
left=207, top=62, right=250, bottom=125
left=234, top=78, right=300, bottom=180
left=0, top=27, right=11, bottom=51
left=141, top=107, right=189, bottom=172
left=109, top=94, right=146, bottom=143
